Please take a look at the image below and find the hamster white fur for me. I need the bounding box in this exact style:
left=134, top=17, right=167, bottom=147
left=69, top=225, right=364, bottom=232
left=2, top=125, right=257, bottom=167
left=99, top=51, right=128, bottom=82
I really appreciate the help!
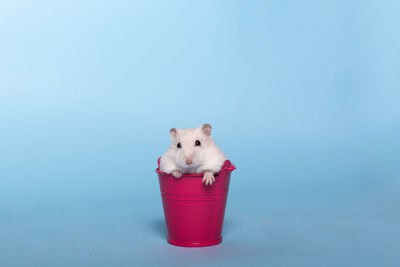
left=160, top=124, right=227, bottom=186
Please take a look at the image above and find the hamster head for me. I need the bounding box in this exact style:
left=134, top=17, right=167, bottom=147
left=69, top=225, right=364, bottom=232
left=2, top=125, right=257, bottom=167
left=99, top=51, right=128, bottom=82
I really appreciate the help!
left=169, top=124, right=213, bottom=169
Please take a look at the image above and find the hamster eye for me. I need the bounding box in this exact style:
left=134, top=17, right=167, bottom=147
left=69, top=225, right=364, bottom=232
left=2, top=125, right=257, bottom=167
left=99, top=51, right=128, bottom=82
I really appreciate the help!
left=177, top=142, right=181, bottom=149
left=195, top=140, right=201, bottom=146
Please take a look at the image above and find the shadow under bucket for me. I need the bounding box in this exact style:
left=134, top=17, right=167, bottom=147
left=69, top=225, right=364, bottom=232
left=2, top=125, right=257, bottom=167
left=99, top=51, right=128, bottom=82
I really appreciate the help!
left=156, top=158, right=236, bottom=247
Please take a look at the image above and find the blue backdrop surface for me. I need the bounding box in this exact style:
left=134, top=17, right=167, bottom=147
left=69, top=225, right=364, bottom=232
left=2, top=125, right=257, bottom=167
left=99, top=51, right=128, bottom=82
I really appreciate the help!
left=1, top=1, right=399, bottom=266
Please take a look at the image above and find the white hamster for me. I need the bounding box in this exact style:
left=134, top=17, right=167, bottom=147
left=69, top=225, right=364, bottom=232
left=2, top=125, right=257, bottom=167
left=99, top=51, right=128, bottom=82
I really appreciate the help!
left=160, top=124, right=227, bottom=186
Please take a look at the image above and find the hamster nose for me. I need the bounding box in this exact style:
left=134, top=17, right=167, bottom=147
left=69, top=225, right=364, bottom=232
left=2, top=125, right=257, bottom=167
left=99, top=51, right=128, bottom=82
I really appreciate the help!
left=185, top=158, right=192, bottom=165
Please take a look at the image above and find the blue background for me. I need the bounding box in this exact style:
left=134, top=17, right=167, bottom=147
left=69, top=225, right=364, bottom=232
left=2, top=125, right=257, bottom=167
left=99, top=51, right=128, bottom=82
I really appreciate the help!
left=1, top=0, right=399, bottom=266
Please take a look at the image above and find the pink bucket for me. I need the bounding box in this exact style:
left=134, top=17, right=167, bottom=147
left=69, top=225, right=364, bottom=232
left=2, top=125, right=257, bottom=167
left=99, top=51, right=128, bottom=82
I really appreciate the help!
left=156, top=158, right=236, bottom=247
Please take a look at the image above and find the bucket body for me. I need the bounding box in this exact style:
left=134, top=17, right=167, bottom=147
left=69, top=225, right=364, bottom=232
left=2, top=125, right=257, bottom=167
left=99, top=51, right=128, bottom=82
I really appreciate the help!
left=156, top=160, right=235, bottom=247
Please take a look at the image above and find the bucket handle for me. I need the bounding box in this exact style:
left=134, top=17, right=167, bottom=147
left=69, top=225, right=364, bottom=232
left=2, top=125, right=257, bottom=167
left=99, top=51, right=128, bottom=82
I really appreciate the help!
left=224, top=165, right=236, bottom=171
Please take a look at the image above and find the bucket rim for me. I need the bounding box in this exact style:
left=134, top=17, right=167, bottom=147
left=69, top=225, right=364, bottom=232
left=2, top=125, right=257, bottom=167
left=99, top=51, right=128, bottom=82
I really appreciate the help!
left=155, top=157, right=236, bottom=177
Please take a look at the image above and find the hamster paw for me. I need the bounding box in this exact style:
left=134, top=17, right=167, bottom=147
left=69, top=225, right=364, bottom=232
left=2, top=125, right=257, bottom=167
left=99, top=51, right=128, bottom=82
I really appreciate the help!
left=202, top=171, right=215, bottom=186
left=172, top=170, right=182, bottom=178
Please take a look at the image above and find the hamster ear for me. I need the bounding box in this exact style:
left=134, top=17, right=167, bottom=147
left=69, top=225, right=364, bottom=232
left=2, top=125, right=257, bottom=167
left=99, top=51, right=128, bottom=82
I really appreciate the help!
left=170, top=128, right=177, bottom=140
left=201, top=124, right=212, bottom=136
